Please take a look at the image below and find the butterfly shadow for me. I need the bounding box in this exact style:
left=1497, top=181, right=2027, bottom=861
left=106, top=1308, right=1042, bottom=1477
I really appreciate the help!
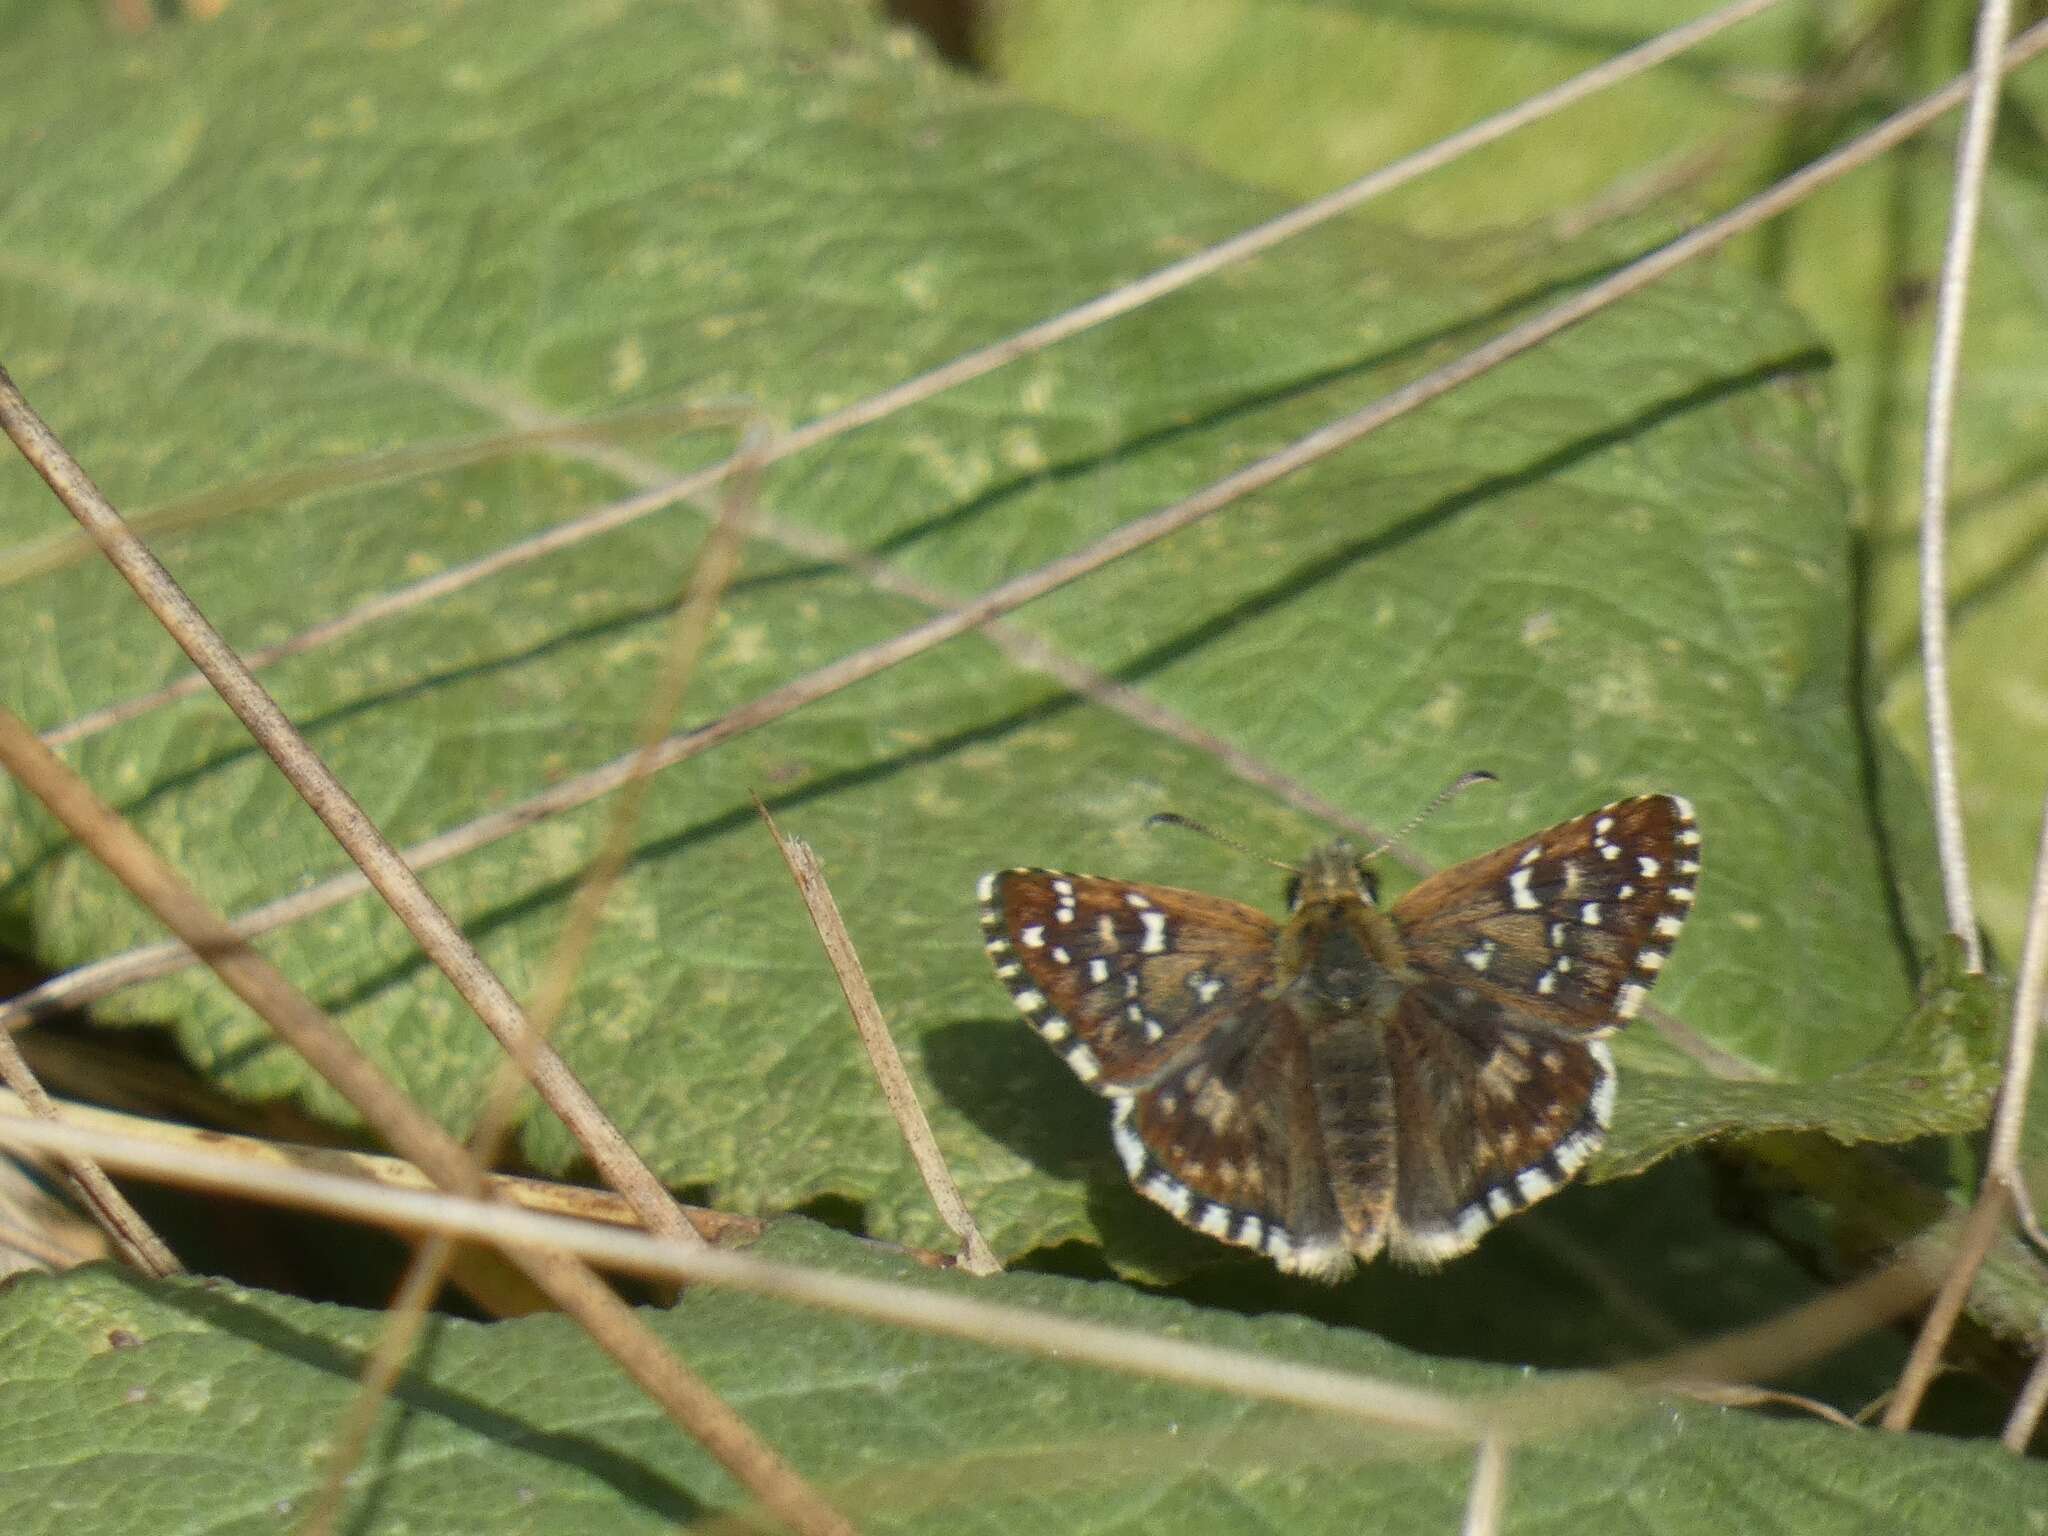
left=916, top=1026, right=1899, bottom=1388
left=919, top=1016, right=1234, bottom=1269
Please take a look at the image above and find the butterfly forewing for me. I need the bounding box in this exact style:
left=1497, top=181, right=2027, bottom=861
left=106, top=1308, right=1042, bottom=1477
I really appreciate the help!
left=1390, top=794, right=1699, bottom=1032
left=978, top=869, right=1278, bottom=1091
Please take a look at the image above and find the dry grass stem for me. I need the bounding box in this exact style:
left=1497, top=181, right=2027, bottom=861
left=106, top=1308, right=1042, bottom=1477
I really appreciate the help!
left=2001, top=1327, right=2048, bottom=1451
left=1668, top=1381, right=1859, bottom=1429
left=0, top=703, right=858, bottom=1536
left=0, top=364, right=692, bottom=1245
left=0, top=1106, right=1482, bottom=1441
left=30, top=0, right=1784, bottom=759
left=0, top=997, right=179, bottom=1277
left=300, top=448, right=767, bottom=1535
left=1498, top=1248, right=1939, bottom=1437
left=1886, top=779, right=2048, bottom=1431
left=759, top=805, right=1001, bottom=1276
left=6, top=397, right=748, bottom=598
left=0, top=1089, right=760, bottom=1240
left=1916, top=0, right=2017, bottom=977
left=1460, top=1434, right=1509, bottom=1536
left=1880, top=1189, right=2011, bottom=1431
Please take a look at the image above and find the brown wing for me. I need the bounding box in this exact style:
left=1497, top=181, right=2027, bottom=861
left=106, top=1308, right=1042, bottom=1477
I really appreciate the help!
left=1382, top=979, right=1614, bottom=1266
left=1389, top=794, right=1699, bottom=1034
left=978, top=868, right=1279, bottom=1091
left=1116, top=1004, right=1354, bottom=1281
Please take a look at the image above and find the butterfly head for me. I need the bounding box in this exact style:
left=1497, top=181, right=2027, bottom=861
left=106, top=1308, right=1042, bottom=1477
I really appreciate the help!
left=1282, top=840, right=1380, bottom=913
left=1277, top=841, right=1408, bottom=1022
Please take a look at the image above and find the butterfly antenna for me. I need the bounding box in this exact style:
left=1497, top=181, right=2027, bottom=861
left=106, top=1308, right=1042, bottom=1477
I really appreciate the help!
left=1362, top=770, right=1499, bottom=861
left=1145, top=812, right=1298, bottom=874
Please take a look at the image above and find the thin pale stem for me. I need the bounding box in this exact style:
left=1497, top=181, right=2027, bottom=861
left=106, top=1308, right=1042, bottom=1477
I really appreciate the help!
left=1460, top=1435, right=1510, bottom=1536
left=0, top=364, right=693, bottom=1246
left=1885, top=775, right=2048, bottom=1432
left=1880, top=1186, right=2011, bottom=1431
left=34, top=0, right=1789, bottom=758
left=0, top=1101, right=1971, bottom=1451
left=298, top=445, right=767, bottom=1536
left=1917, top=0, right=2017, bottom=976
left=4, top=398, right=748, bottom=598
left=2001, top=1324, right=2048, bottom=1451
left=0, top=705, right=857, bottom=1536
left=761, top=809, right=1001, bottom=1275
left=1986, top=781, right=2048, bottom=1197
left=0, top=1106, right=1481, bottom=1440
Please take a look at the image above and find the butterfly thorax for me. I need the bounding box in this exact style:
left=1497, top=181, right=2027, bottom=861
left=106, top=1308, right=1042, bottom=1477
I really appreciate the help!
left=1272, top=843, right=1413, bottom=1027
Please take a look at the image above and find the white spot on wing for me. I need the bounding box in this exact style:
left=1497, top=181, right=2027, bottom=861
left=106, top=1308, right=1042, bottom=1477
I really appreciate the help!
left=1508, top=867, right=1540, bottom=910
left=1139, top=910, right=1168, bottom=953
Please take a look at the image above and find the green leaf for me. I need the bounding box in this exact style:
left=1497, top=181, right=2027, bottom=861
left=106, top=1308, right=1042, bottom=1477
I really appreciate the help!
left=0, top=0, right=1998, bottom=1281
left=1, top=1228, right=2043, bottom=1534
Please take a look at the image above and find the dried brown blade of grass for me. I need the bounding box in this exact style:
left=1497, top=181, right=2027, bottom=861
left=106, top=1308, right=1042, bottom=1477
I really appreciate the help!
left=296, top=437, right=767, bottom=1536
left=0, top=1088, right=763, bottom=1242
left=1459, top=1435, right=1509, bottom=1536
left=758, top=803, right=1001, bottom=1276
left=2002, top=1329, right=2048, bottom=1451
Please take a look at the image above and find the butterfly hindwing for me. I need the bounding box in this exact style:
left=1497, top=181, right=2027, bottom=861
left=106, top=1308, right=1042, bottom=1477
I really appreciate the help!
left=1116, top=1009, right=1355, bottom=1279
left=979, top=868, right=1278, bottom=1091
left=1382, top=979, right=1614, bottom=1263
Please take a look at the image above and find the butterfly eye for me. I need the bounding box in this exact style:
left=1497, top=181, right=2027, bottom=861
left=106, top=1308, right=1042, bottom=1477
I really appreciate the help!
left=1282, top=873, right=1304, bottom=910
left=1354, top=863, right=1381, bottom=903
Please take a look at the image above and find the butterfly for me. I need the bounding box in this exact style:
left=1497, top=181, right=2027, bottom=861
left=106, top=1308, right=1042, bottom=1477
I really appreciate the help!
left=977, top=794, right=1699, bottom=1280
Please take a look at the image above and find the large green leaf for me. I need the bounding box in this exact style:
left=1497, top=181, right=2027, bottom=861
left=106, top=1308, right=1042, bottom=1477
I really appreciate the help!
left=0, top=1228, right=2042, bottom=1534
left=0, top=0, right=1996, bottom=1282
